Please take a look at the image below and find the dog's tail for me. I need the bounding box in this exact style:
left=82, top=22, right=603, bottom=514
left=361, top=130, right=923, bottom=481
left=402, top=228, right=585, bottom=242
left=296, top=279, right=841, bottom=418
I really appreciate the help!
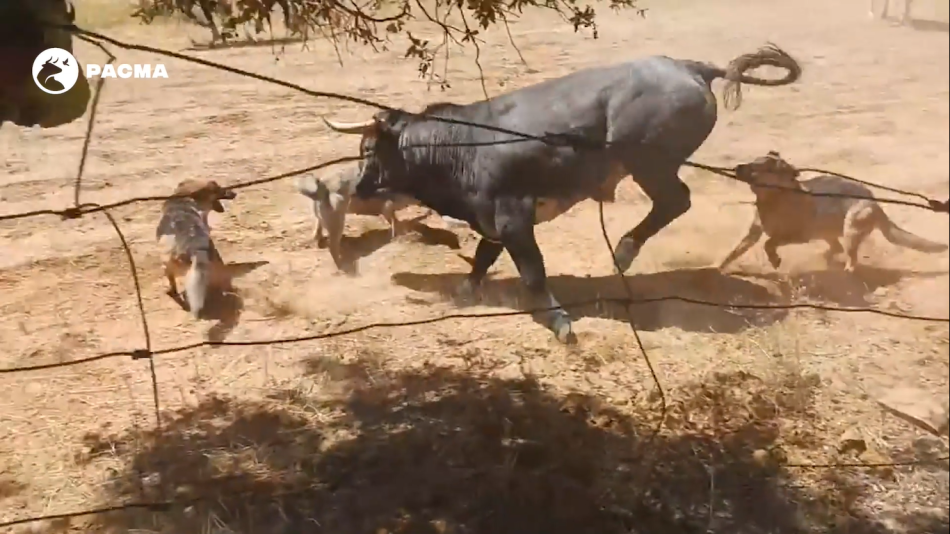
left=879, top=217, right=949, bottom=254
left=184, top=250, right=211, bottom=319
left=297, top=174, right=329, bottom=204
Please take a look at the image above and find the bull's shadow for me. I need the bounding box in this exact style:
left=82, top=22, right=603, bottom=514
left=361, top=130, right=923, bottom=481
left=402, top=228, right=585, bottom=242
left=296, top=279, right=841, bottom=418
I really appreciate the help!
left=392, top=266, right=789, bottom=334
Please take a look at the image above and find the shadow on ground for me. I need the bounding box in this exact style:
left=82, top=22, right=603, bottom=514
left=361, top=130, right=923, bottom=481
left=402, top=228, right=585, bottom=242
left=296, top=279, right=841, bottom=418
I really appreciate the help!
left=183, top=35, right=307, bottom=52
left=334, top=221, right=462, bottom=274
left=199, top=260, right=269, bottom=342
left=741, top=265, right=947, bottom=308
left=908, top=18, right=950, bottom=33
left=50, top=352, right=947, bottom=534
left=393, top=267, right=787, bottom=334
left=391, top=263, right=946, bottom=333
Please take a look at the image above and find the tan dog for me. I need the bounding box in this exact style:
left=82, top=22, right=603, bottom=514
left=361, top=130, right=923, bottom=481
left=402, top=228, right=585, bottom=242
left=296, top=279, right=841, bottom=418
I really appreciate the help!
left=718, top=151, right=947, bottom=273
left=297, top=165, right=421, bottom=271
left=156, top=179, right=237, bottom=318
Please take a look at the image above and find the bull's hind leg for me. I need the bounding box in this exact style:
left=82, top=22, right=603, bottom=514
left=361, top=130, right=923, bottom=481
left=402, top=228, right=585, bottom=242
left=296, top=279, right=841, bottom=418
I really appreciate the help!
left=496, top=197, right=575, bottom=344
left=614, top=161, right=692, bottom=273
left=457, top=238, right=505, bottom=300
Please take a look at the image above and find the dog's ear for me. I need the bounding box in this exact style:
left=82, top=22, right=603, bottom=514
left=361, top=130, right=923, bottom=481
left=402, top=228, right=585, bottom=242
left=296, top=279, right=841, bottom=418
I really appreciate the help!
left=173, top=179, right=206, bottom=198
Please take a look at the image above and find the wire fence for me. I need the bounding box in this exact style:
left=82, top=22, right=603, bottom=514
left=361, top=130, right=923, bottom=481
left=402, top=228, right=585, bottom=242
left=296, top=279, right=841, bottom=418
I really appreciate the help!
left=0, top=23, right=948, bottom=529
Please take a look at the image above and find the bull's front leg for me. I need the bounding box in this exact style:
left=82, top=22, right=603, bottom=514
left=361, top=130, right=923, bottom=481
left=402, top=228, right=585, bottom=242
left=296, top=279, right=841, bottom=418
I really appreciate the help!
left=496, top=198, right=576, bottom=344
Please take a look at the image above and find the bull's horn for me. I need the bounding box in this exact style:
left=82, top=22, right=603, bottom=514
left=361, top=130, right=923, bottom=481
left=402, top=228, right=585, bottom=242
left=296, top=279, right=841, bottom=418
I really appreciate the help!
left=321, top=116, right=375, bottom=134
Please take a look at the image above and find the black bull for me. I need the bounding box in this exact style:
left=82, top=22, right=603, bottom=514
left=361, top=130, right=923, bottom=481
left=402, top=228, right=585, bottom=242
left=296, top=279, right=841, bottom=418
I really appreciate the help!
left=1, top=0, right=91, bottom=129
left=323, top=45, right=802, bottom=344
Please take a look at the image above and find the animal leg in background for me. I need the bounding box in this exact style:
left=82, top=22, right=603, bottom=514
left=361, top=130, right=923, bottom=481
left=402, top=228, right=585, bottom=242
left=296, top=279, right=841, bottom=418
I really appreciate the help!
left=316, top=192, right=351, bottom=271
left=165, top=262, right=180, bottom=297
left=183, top=250, right=212, bottom=318
left=381, top=200, right=401, bottom=239
left=841, top=204, right=877, bottom=273
left=495, top=197, right=575, bottom=344
left=194, top=0, right=224, bottom=45
left=717, top=215, right=765, bottom=270
left=312, top=216, right=326, bottom=246
left=822, top=238, right=845, bottom=266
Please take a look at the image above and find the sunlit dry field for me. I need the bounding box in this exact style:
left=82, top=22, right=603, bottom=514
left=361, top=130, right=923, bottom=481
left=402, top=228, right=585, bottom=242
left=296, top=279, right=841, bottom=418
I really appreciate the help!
left=1, top=0, right=948, bottom=532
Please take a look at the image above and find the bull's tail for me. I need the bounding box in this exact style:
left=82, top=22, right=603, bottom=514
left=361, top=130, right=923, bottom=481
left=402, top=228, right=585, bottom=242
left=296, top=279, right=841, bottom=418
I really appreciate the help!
left=184, top=249, right=211, bottom=320
left=689, top=43, right=802, bottom=111
left=879, top=217, right=949, bottom=254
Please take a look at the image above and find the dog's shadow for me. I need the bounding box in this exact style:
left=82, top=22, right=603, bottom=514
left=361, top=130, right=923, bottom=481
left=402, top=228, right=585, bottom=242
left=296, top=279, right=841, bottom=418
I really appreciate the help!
left=393, top=266, right=790, bottom=334
left=741, top=264, right=948, bottom=308
left=907, top=18, right=950, bottom=33
left=336, top=218, right=462, bottom=274
left=174, top=260, right=269, bottom=342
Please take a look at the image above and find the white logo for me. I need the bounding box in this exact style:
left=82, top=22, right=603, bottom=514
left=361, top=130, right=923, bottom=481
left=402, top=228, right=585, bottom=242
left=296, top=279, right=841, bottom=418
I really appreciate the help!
left=32, top=48, right=81, bottom=95
left=85, top=63, right=169, bottom=79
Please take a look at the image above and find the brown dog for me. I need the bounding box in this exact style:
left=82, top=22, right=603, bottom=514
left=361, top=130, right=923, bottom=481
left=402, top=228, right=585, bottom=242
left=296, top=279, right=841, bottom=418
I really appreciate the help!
left=156, top=179, right=236, bottom=318
left=718, top=151, right=947, bottom=273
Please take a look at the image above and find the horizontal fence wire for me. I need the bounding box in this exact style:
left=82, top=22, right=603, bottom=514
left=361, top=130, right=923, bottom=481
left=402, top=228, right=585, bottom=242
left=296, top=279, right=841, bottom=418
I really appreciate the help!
left=1, top=22, right=948, bottom=529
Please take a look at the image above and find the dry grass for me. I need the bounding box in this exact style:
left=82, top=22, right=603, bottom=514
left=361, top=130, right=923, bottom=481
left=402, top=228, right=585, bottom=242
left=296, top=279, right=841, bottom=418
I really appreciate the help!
left=1, top=0, right=949, bottom=532
left=73, top=0, right=140, bottom=29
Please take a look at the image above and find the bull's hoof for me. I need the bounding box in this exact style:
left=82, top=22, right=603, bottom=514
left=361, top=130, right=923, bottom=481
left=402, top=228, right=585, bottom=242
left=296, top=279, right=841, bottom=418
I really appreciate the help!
left=552, top=316, right=577, bottom=345
left=612, top=239, right=641, bottom=274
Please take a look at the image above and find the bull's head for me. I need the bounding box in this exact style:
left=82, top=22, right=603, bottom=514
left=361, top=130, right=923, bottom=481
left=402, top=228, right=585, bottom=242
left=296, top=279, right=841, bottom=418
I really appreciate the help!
left=0, top=0, right=91, bottom=129
left=322, top=110, right=414, bottom=199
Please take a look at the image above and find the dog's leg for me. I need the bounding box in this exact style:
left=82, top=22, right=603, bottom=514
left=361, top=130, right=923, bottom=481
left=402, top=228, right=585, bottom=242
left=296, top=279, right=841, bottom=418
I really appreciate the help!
left=165, top=263, right=179, bottom=297
left=718, top=217, right=764, bottom=271
left=898, top=0, right=911, bottom=24
left=823, top=238, right=845, bottom=267
left=313, top=218, right=328, bottom=248
left=323, top=194, right=350, bottom=272
left=842, top=205, right=875, bottom=273
left=382, top=201, right=398, bottom=239
left=763, top=237, right=784, bottom=269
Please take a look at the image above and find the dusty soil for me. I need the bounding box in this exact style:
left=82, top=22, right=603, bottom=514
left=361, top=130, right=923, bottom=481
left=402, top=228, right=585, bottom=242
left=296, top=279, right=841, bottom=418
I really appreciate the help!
left=1, top=0, right=948, bottom=532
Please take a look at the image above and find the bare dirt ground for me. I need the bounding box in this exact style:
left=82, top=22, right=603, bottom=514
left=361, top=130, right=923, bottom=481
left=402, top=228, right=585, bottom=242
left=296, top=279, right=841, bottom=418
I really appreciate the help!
left=1, top=0, right=948, bottom=532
